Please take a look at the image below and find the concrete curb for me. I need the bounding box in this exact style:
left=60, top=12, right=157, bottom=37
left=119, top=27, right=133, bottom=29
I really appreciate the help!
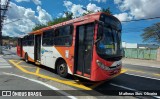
left=122, top=58, right=160, bottom=69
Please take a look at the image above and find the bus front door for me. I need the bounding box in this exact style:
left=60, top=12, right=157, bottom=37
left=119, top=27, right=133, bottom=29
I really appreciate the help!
left=34, top=35, right=41, bottom=62
left=75, top=24, right=94, bottom=77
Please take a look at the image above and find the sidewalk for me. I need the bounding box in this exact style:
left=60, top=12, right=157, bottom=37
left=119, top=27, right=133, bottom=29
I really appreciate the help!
left=122, top=58, right=160, bottom=68
left=0, top=55, right=12, bottom=68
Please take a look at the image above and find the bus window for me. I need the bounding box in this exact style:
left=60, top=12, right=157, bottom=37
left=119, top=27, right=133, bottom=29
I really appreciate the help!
left=42, top=29, right=54, bottom=46
left=54, top=25, right=73, bottom=46
left=22, top=35, right=34, bottom=46
left=28, top=35, right=34, bottom=46
left=22, top=36, right=28, bottom=46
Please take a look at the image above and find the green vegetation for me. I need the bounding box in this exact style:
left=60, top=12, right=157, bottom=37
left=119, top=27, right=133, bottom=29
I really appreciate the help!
left=2, top=36, right=18, bottom=40
left=32, top=24, right=47, bottom=31
left=141, top=22, right=160, bottom=44
left=32, top=11, right=73, bottom=31
left=32, top=8, right=112, bottom=31
left=101, top=7, right=112, bottom=15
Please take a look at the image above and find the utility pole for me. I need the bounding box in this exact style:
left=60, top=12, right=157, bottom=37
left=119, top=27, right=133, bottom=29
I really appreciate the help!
left=0, top=0, right=2, bottom=54
left=0, top=0, right=10, bottom=54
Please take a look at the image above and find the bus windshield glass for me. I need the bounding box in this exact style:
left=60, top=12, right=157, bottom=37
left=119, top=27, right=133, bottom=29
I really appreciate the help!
left=96, top=14, right=122, bottom=58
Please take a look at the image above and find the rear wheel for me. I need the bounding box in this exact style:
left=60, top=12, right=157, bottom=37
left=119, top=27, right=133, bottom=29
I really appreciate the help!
left=25, top=53, right=29, bottom=63
left=57, top=60, right=68, bottom=78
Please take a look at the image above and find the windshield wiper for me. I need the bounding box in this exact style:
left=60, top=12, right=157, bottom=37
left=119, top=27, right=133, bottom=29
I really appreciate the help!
left=94, top=37, right=102, bottom=44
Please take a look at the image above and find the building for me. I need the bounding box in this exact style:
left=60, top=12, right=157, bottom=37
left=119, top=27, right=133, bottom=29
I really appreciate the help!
left=122, top=42, right=159, bottom=49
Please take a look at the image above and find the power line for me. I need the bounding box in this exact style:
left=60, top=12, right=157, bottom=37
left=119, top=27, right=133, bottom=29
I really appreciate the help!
left=122, top=16, right=160, bottom=22
left=122, top=25, right=151, bottom=30
left=3, top=19, right=22, bottom=25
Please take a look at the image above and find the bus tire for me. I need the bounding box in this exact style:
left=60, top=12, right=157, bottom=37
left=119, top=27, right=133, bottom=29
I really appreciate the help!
left=25, top=53, right=29, bottom=63
left=57, top=60, right=68, bottom=78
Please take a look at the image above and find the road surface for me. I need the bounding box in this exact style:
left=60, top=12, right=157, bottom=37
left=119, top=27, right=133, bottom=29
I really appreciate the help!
left=0, top=48, right=160, bottom=99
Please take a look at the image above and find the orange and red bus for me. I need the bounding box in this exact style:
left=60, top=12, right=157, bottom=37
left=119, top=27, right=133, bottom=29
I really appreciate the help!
left=17, top=12, right=122, bottom=81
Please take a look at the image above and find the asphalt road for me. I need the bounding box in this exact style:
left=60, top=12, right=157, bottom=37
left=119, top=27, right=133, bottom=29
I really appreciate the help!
left=1, top=48, right=160, bottom=99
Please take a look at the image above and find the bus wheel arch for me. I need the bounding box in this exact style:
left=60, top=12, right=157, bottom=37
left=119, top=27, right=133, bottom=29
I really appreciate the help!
left=24, top=53, right=29, bottom=63
left=55, top=58, right=68, bottom=78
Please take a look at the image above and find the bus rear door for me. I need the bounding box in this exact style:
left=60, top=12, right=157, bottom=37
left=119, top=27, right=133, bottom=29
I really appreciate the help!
left=34, top=35, right=41, bottom=62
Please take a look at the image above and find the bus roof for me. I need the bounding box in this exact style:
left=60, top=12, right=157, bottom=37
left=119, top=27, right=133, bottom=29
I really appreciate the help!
left=28, top=12, right=118, bottom=35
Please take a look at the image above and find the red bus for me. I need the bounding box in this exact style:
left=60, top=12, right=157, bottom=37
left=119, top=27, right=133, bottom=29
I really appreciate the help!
left=17, top=12, right=122, bottom=81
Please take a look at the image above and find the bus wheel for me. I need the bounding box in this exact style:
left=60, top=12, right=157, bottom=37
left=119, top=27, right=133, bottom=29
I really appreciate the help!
left=25, top=53, right=29, bottom=63
left=57, top=60, right=68, bottom=78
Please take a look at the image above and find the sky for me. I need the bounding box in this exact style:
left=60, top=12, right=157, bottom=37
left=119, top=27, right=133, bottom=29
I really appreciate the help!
left=2, top=0, right=160, bottom=44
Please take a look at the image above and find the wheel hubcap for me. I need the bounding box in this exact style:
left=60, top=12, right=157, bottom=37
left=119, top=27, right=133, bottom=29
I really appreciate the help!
left=59, top=64, right=65, bottom=74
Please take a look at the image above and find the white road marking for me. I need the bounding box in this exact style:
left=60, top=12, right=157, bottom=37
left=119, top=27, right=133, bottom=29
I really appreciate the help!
left=125, top=73, right=160, bottom=81
left=110, top=83, right=137, bottom=91
left=110, top=83, right=136, bottom=91
left=0, top=66, right=12, bottom=68
left=3, top=72, right=77, bottom=99
left=156, top=96, right=160, bottom=99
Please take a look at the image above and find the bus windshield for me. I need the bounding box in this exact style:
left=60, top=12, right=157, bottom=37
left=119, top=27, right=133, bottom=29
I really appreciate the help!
left=96, top=14, right=122, bottom=59
left=96, top=26, right=121, bottom=54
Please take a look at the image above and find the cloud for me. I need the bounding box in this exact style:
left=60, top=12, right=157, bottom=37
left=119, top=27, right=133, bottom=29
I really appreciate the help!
left=70, top=4, right=87, bottom=17
left=114, top=13, right=132, bottom=21
left=32, top=0, right=41, bottom=5
left=90, top=0, right=107, bottom=3
left=114, top=0, right=122, bottom=4
left=37, top=6, right=52, bottom=23
left=15, top=0, right=41, bottom=5
left=15, top=0, right=30, bottom=2
left=87, top=3, right=101, bottom=12
left=63, top=1, right=73, bottom=7
left=63, top=1, right=101, bottom=17
left=1, top=0, right=10, bottom=5
left=3, top=19, right=36, bottom=36
left=2, top=2, right=52, bottom=36
left=63, top=1, right=86, bottom=17
left=114, top=0, right=160, bottom=19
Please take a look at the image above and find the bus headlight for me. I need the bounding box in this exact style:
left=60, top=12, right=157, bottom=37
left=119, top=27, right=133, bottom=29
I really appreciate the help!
left=96, top=60, right=110, bottom=70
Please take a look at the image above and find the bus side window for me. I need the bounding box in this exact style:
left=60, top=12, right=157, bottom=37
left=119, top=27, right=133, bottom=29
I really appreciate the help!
left=54, top=25, right=73, bottom=46
left=22, top=36, right=28, bottom=46
left=28, top=35, right=34, bottom=46
left=42, top=29, right=54, bottom=46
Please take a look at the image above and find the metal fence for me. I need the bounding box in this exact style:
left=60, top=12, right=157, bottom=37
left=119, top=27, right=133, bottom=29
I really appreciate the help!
left=124, top=48, right=157, bottom=60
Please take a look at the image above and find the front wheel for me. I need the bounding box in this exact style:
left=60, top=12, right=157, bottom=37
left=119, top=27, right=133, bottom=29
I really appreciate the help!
left=57, top=61, right=68, bottom=78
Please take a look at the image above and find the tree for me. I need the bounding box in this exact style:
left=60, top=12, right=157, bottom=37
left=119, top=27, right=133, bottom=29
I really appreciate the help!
left=32, top=24, right=47, bottom=31
left=47, top=12, right=73, bottom=26
left=101, top=7, right=112, bottom=14
left=64, top=11, right=73, bottom=20
left=32, top=8, right=112, bottom=31
left=141, top=22, right=160, bottom=43
left=47, top=17, right=69, bottom=26
left=32, top=11, right=73, bottom=31
left=82, top=10, right=94, bottom=16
